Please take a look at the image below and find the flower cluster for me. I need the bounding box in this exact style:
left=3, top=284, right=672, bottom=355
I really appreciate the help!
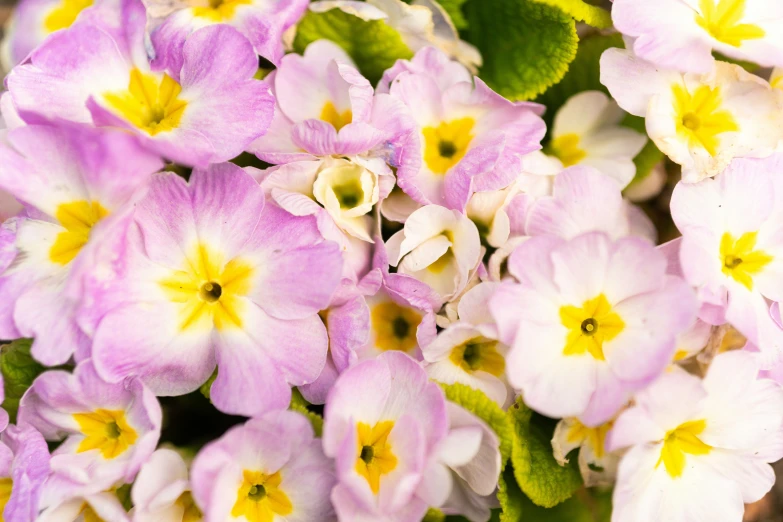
left=0, top=0, right=781, bottom=521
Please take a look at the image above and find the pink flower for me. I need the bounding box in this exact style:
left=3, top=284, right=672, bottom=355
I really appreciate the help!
left=6, top=0, right=274, bottom=167
left=191, top=410, right=335, bottom=522
left=86, top=163, right=343, bottom=417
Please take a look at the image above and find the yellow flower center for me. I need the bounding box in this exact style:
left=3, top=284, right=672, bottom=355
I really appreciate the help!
left=192, top=0, right=252, bottom=21
left=672, top=83, right=739, bottom=156
left=560, top=294, right=625, bottom=361
left=656, top=419, right=712, bottom=478
left=0, top=478, right=12, bottom=518
left=73, top=408, right=138, bottom=460
left=371, top=301, right=422, bottom=353
left=319, top=102, right=353, bottom=132
left=449, top=337, right=505, bottom=376
left=176, top=491, right=203, bottom=522
left=159, top=243, right=254, bottom=332
left=103, top=69, right=187, bottom=136
left=695, top=0, right=765, bottom=47
left=49, top=200, right=109, bottom=266
left=422, top=118, right=475, bottom=175
left=231, top=470, right=292, bottom=522
left=79, top=503, right=106, bottom=522
left=566, top=419, right=613, bottom=460
left=548, top=133, right=586, bottom=167
left=355, top=421, right=398, bottom=495
left=719, top=231, right=773, bottom=291
left=43, top=0, right=93, bottom=32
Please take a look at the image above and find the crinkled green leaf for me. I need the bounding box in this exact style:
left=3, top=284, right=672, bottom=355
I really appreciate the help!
left=440, top=382, right=513, bottom=465
left=422, top=508, right=446, bottom=522
left=293, top=8, right=414, bottom=85
left=533, top=0, right=611, bottom=29
left=288, top=391, right=323, bottom=437
left=516, top=487, right=612, bottom=521
left=498, top=466, right=525, bottom=522
left=463, top=0, right=578, bottom=100
left=535, top=33, right=624, bottom=130
left=1, top=339, right=46, bottom=423
left=508, top=397, right=583, bottom=508
left=435, top=0, right=469, bottom=30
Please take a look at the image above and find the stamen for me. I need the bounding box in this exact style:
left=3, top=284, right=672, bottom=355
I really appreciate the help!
left=724, top=254, right=742, bottom=269
left=105, top=421, right=121, bottom=439
left=248, top=484, right=266, bottom=501
left=438, top=140, right=457, bottom=158
left=360, top=445, right=374, bottom=464
left=581, top=318, right=598, bottom=336
left=682, top=112, right=700, bottom=130
left=200, top=282, right=223, bottom=302
left=392, top=317, right=410, bottom=339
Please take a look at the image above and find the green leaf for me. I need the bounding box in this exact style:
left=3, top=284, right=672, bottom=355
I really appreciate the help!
left=288, top=391, right=323, bottom=437
left=440, top=382, right=514, bottom=465
left=508, top=397, right=583, bottom=508
left=533, top=0, right=612, bottom=29
left=1, top=339, right=46, bottom=423
left=464, top=0, right=578, bottom=100
left=498, top=466, right=525, bottom=522
left=499, top=462, right=612, bottom=521
left=422, top=508, right=446, bottom=522
left=293, top=8, right=414, bottom=85
left=435, top=0, right=469, bottom=30
left=199, top=370, right=217, bottom=400
left=535, top=33, right=624, bottom=130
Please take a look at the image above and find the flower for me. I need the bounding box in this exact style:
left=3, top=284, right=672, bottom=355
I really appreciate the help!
left=323, top=351, right=449, bottom=521
left=384, top=46, right=546, bottom=210
left=38, top=487, right=130, bottom=522
left=0, top=124, right=163, bottom=365
left=612, top=0, right=783, bottom=74
left=149, top=0, right=308, bottom=73
left=18, top=360, right=161, bottom=494
left=422, top=282, right=513, bottom=407
left=670, top=156, right=783, bottom=365
left=190, top=410, right=335, bottom=522
left=249, top=40, right=408, bottom=165
left=260, top=156, right=394, bottom=278
left=491, top=231, right=697, bottom=425
left=355, top=243, right=439, bottom=362
left=0, top=0, right=114, bottom=69
left=310, top=0, right=481, bottom=71
left=386, top=204, right=481, bottom=304
left=0, top=423, right=50, bottom=522
left=552, top=416, right=619, bottom=487
left=298, top=275, right=375, bottom=404
left=525, top=166, right=657, bottom=243
left=600, top=48, right=783, bottom=182
left=608, top=351, right=783, bottom=521
left=546, top=91, right=646, bottom=189
left=430, top=403, right=501, bottom=522
left=131, top=448, right=202, bottom=522
left=6, top=0, right=274, bottom=167
left=86, top=163, right=343, bottom=417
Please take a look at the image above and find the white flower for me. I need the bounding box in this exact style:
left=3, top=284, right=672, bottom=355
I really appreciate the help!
left=609, top=351, right=783, bottom=522
left=602, top=49, right=783, bottom=182
left=423, top=282, right=513, bottom=407
left=552, top=416, right=620, bottom=487
left=547, top=91, right=646, bottom=189
left=386, top=204, right=481, bottom=303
